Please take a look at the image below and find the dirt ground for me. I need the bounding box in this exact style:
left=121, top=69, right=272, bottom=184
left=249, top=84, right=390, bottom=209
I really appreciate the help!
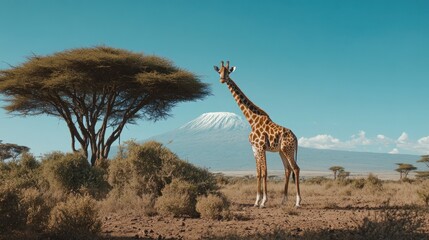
left=100, top=179, right=429, bottom=239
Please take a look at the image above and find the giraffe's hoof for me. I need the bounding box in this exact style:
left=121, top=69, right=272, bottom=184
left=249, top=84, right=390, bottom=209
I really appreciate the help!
left=259, top=205, right=266, bottom=209
left=294, top=204, right=301, bottom=208
left=253, top=204, right=259, bottom=208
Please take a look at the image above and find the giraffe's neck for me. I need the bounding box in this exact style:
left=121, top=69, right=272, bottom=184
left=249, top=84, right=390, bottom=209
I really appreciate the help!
left=225, top=78, right=270, bottom=124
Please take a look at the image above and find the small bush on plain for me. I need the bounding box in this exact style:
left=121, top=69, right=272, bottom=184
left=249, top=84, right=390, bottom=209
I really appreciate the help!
left=155, top=179, right=198, bottom=217
left=48, top=194, right=101, bottom=240
left=196, top=193, right=230, bottom=220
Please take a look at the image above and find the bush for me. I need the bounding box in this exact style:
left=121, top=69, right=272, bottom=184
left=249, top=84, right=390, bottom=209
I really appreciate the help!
left=48, top=194, right=101, bottom=239
left=155, top=179, right=198, bottom=217
left=100, top=188, right=156, bottom=216
left=366, top=173, right=383, bottom=192
left=304, top=176, right=329, bottom=185
left=108, top=141, right=217, bottom=197
left=0, top=183, right=26, bottom=233
left=354, top=206, right=425, bottom=239
left=196, top=193, right=230, bottom=220
left=20, top=187, right=52, bottom=231
left=0, top=153, right=40, bottom=189
left=41, top=152, right=109, bottom=198
left=352, top=178, right=366, bottom=189
left=417, top=180, right=429, bottom=206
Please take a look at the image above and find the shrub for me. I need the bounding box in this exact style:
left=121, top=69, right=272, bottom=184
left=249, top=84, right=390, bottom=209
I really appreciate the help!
left=304, top=176, right=329, bottom=185
left=20, top=187, right=52, bottom=231
left=353, top=206, right=425, bottom=239
left=100, top=188, right=156, bottom=216
left=417, top=180, right=429, bottom=206
left=48, top=194, right=101, bottom=239
left=41, top=152, right=109, bottom=198
left=155, top=179, right=198, bottom=217
left=0, top=153, right=40, bottom=189
left=352, top=178, right=366, bottom=189
left=365, top=173, right=383, bottom=192
left=108, top=141, right=217, bottom=197
left=196, top=193, right=230, bottom=220
left=0, top=183, right=26, bottom=233
left=108, top=141, right=165, bottom=196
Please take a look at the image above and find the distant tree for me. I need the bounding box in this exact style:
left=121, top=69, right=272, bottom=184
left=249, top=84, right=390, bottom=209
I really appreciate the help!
left=329, top=166, right=344, bottom=180
left=337, top=169, right=350, bottom=180
left=416, top=155, right=429, bottom=179
left=395, top=163, right=417, bottom=180
left=0, top=140, right=30, bottom=161
left=417, top=155, right=429, bottom=168
left=0, top=46, right=210, bottom=166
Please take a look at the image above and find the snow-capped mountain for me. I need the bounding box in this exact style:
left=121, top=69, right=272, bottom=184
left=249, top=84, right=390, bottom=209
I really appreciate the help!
left=145, top=112, right=419, bottom=174
left=111, top=112, right=419, bottom=177
left=179, top=112, right=248, bottom=131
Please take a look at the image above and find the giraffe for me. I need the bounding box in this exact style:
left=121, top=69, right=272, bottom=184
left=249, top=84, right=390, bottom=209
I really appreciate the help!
left=214, top=61, right=301, bottom=208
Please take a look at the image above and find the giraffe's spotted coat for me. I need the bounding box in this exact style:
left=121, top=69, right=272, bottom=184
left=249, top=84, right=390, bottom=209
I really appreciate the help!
left=214, top=61, right=302, bottom=207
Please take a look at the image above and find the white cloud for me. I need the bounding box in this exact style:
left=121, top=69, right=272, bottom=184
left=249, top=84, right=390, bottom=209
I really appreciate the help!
left=376, top=134, right=393, bottom=145
left=298, top=134, right=342, bottom=149
left=397, top=132, right=409, bottom=144
left=299, top=131, right=429, bottom=155
left=389, top=148, right=399, bottom=154
left=417, top=136, right=429, bottom=145
left=350, top=130, right=371, bottom=146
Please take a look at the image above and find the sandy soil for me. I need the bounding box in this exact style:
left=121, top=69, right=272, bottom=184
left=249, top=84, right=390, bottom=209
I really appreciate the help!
left=100, top=180, right=429, bottom=239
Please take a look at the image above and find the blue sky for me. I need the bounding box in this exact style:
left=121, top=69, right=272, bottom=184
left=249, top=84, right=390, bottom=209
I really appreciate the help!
left=1, top=0, right=428, bottom=157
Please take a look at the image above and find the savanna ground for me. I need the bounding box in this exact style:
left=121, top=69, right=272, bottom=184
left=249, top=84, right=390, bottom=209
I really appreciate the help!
left=100, top=176, right=429, bottom=240
left=1, top=141, right=428, bottom=240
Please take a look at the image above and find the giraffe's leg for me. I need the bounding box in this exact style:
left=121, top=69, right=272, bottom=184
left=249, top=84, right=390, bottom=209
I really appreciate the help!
left=252, top=146, right=262, bottom=207
left=283, top=149, right=301, bottom=207
left=280, top=151, right=292, bottom=205
left=260, top=151, right=268, bottom=208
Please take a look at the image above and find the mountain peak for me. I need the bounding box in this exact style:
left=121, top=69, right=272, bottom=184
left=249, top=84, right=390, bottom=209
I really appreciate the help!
left=179, top=112, right=249, bottom=131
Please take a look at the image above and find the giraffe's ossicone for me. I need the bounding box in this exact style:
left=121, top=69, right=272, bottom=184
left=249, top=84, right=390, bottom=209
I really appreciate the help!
left=214, top=61, right=302, bottom=208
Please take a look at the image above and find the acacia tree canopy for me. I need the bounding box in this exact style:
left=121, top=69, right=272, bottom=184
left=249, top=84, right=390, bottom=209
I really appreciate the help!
left=395, top=163, right=417, bottom=180
left=0, top=46, right=211, bottom=166
left=0, top=140, right=30, bottom=161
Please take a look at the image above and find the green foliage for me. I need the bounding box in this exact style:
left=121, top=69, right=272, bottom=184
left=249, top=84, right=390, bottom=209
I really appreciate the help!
left=155, top=179, right=198, bottom=217
left=48, top=194, right=101, bottom=240
left=108, top=141, right=217, bottom=197
left=196, top=193, right=230, bottom=220
left=41, top=152, right=109, bottom=198
left=0, top=46, right=211, bottom=165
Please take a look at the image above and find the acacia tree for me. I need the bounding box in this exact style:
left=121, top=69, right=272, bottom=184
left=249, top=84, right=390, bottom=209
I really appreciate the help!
left=0, top=47, right=210, bottom=166
left=0, top=140, right=30, bottom=161
left=395, top=163, right=417, bottom=180
left=329, top=166, right=344, bottom=180
left=416, top=155, right=429, bottom=179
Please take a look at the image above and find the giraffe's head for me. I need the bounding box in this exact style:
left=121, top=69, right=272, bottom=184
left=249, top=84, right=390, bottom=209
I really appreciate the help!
left=213, top=61, right=236, bottom=84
